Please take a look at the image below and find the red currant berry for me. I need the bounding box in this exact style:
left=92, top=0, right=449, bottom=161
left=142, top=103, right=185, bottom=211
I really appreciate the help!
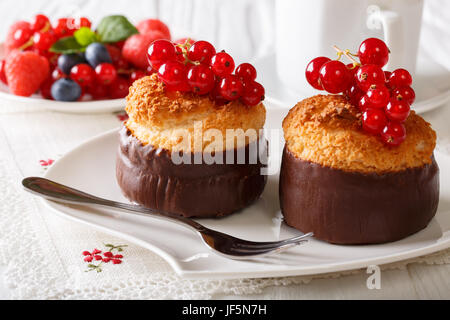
left=40, top=76, right=54, bottom=99
left=52, top=68, right=66, bottom=81
left=187, top=40, right=216, bottom=64
left=235, top=63, right=257, bottom=82
left=158, top=61, right=189, bottom=91
left=13, top=26, right=33, bottom=48
left=362, top=108, right=387, bottom=134
left=384, top=71, right=392, bottom=80
left=392, top=86, right=415, bottom=105
left=146, top=65, right=156, bottom=75
left=209, top=82, right=228, bottom=106
left=31, top=14, right=50, bottom=32
left=130, top=70, right=147, bottom=83
left=241, top=81, right=265, bottom=106
left=70, top=63, right=95, bottom=87
left=319, top=60, right=351, bottom=94
left=381, top=121, right=406, bottom=146
left=95, top=63, right=117, bottom=85
left=147, top=39, right=177, bottom=70
left=389, top=68, right=412, bottom=88
left=87, top=83, right=109, bottom=100
left=385, top=99, right=410, bottom=122
left=187, top=64, right=215, bottom=95
left=115, top=58, right=130, bottom=70
left=33, top=31, right=56, bottom=51
left=76, top=17, right=91, bottom=29
left=345, top=84, right=364, bottom=106
left=109, top=77, right=130, bottom=99
left=174, top=38, right=195, bottom=46
left=106, top=44, right=122, bottom=65
left=0, top=60, right=7, bottom=84
left=210, top=51, right=235, bottom=77
left=175, top=45, right=185, bottom=64
left=384, top=71, right=392, bottom=89
left=358, top=95, right=371, bottom=111
left=54, top=18, right=76, bottom=38
left=218, top=75, right=244, bottom=100
left=358, top=38, right=390, bottom=67
left=365, top=85, right=390, bottom=108
left=346, top=63, right=359, bottom=79
left=305, top=56, right=331, bottom=90
left=355, top=64, right=385, bottom=91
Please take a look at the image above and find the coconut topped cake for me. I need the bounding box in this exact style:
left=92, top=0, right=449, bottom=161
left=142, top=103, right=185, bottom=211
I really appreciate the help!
left=116, top=39, right=268, bottom=218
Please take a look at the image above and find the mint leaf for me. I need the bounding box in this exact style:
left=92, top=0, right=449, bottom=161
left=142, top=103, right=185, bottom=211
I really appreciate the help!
left=96, top=15, right=138, bottom=43
left=74, top=27, right=98, bottom=46
left=50, top=36, right=86, bottom=54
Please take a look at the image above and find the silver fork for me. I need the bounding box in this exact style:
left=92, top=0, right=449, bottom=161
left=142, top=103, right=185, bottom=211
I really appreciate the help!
left=22, top=177, right=313, bottom=260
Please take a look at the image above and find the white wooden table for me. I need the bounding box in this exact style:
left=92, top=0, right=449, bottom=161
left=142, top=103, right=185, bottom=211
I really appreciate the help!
left=0, top=0, right=449, bottom=300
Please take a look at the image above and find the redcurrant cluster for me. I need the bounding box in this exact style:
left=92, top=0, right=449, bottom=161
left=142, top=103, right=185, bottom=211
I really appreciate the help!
left=305, top=38, right=415, bottom=146
left=147, top=39, right=265, bottom=106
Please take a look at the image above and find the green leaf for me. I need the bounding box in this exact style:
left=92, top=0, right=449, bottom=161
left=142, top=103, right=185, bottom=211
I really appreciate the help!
left=96, top=15, right=138, bottom=43
left=50, top=36, right=86, bottom=54
left=74, top=27, right=98, bottom=47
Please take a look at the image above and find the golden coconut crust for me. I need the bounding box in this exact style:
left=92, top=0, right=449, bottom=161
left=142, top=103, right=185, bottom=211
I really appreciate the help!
left=125, top=74, right=266, bottom=152
left=282, top=95, right=436, bottom=173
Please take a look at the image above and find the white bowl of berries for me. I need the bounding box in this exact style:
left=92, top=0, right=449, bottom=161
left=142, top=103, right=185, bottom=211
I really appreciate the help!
left=0, top=14, right=185, bottom=113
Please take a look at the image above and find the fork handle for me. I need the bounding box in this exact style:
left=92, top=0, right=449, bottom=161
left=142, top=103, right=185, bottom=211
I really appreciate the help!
left=22, top=177, right=206, bottom=233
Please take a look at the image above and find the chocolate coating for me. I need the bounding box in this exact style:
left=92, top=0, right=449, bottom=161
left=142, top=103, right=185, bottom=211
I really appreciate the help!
left=116, top=125, right=267, bottom=218
left=279, top=146, right=440, bottom=244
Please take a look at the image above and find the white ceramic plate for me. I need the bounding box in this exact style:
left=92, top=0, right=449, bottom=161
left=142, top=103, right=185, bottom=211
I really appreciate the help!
left=0, top=43, right=125, bottom=113
left=254, top=47, right=450, bottom=114
left=41, top=102, right=450, bottom=280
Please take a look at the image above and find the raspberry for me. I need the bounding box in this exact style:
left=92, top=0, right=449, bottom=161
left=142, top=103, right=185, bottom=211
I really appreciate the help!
left=122, top=31, right=168, bottom=69
left=5, top=21, right=33, bottom=54
left=136, top=19, right=171, bottom=39
left=5, top=50, right=50, bottom=96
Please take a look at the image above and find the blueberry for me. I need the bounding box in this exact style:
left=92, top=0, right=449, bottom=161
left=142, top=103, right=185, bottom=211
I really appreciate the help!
left=85, top=42, right=112, bottom=68
left=51, top=78, right=82, bottom=101
left=57, top=54, right=86, bottom=75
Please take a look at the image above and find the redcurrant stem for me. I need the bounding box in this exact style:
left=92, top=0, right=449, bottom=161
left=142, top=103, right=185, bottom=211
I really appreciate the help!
left=176, top=40, right=200, bottom=66
left=40, top=21, right=51, bottom=33
left=18, top=37, right=34, bottom=51
left=333, top=45, right=360, bottom=67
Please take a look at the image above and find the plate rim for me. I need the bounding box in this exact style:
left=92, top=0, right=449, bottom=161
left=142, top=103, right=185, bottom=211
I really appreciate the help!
left=40, top=109, right=450, bottom=280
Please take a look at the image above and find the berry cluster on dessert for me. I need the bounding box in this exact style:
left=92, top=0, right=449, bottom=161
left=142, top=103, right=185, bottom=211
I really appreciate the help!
left=147, top=39, right=265, bottom=106
left=0, top=14, right=184, bottom=102
left=305, top=38, right=415, bottom=146
left=279, top=38, right=439, bottom=244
